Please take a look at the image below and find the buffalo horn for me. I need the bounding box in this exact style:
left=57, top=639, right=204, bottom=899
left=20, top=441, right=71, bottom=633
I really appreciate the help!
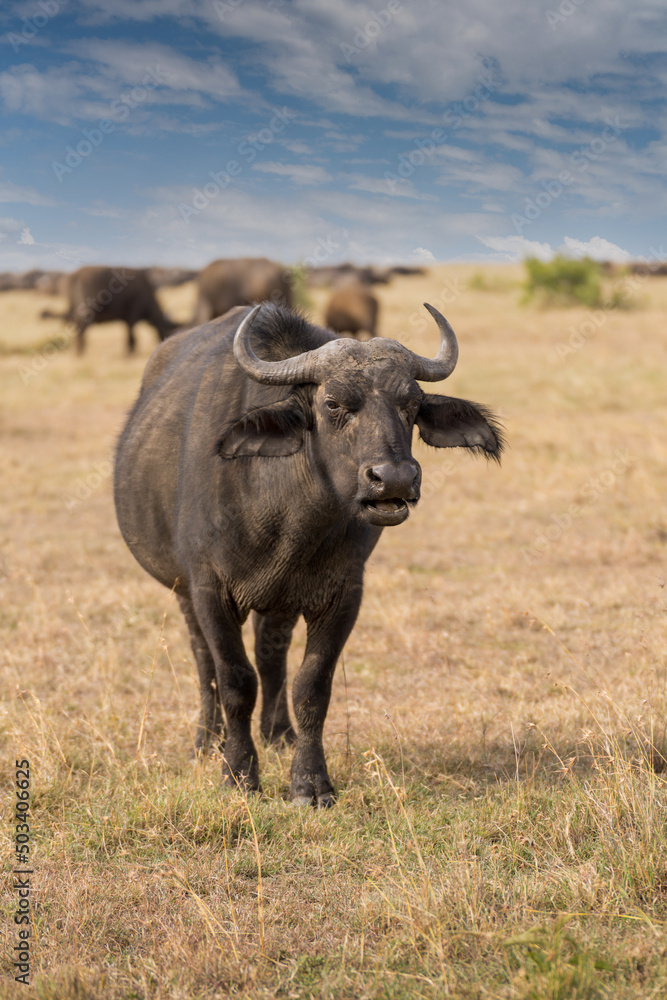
left=409, top=303, right=459, bottom=381
left=234, top=301, right=459, bottom=386
left=233, top=304, right=327, bottom=385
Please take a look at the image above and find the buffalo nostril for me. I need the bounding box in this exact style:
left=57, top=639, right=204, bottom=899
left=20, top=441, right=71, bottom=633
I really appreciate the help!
left=370, top=464, right=394, bottom=486
left=369, top=462, right=419, bottom=495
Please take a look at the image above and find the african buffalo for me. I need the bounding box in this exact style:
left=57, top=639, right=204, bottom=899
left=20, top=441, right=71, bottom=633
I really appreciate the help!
left=114, top=303, right=503, bottom=806
left=194, top=257, right=292, bottom=325
left=325, top=281, right=379, bottom=340
left=42, top=266, right=179, bottom=354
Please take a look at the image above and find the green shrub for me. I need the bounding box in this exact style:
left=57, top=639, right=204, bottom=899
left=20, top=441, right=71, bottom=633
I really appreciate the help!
left=287, top=264, right=313, bottom=310
left=468, top=270, right=489, bottom=291
left=523, top=255, right=603, bottom=307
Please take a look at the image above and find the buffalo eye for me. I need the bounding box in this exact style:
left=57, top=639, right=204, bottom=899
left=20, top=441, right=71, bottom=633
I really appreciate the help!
left=325, top=398, right=355, bottom=423
left=400, top=400, right=420, bottom=423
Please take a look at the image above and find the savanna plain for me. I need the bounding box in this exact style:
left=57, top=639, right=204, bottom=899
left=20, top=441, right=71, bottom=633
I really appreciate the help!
left=1, top=265, right=667, bottom=999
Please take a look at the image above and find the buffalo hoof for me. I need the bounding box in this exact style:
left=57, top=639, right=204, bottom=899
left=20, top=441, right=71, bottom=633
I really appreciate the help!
left=291, top=795, right=314, bottom=808
left=291, top=791, right=336, bottom=809
left=290, top=769, right=335, bottom=809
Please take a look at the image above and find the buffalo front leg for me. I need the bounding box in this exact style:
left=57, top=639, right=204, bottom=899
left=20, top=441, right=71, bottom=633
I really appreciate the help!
left=127, top=323, right=137, bottom=354
left=191, top=586, right=260, bottom=790
left=177, top=593, right=224, bottom=755
left=253, top=612, right=297, bottom=746
left=291, top=590, right=361, bottom=808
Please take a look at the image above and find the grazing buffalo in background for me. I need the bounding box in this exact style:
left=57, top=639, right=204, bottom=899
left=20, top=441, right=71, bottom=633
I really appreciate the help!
left=306, top=263, right=425, bottom=288
left=146, top=266, right=199, bottom=288
left=194, top=257, right=292, bottom=325
left=325, top=281, right=379, bottom=340
left=0, top=269, right=48, bottom=292
left=41, top=266, right=179, bottom=354
left=114, top=302, right=503, bottom=806
left=306, top=263, right=391, bottom=288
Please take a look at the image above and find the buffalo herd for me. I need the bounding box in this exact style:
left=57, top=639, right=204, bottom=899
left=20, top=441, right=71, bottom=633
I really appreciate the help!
left=27, top=256, right=419, bottom=353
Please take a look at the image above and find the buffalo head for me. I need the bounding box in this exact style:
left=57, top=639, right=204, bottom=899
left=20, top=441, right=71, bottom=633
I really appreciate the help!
left=225, top=303, right=503, bottom=528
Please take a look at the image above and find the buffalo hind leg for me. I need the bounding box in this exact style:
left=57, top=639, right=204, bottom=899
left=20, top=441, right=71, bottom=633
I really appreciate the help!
left=191, top=585, right=260, bottom=790
left=74, top=322, right=88, bottom=355
left=291, top=587, right=362, bottom=808
left=127, top=323, right=137, bottom=355
left=253, top=612, right=297, bottom=746
left=177, top=594, right=224, bottom=755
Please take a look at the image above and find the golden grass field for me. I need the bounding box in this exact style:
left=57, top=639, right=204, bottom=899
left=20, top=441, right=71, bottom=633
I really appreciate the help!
left=1, top=264, right=666, bottom=998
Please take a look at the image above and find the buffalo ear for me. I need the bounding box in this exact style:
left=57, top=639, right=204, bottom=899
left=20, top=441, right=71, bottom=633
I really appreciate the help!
left=217, top=396, right=308, bottom=458
left=416, top=394, right=504, bottom=461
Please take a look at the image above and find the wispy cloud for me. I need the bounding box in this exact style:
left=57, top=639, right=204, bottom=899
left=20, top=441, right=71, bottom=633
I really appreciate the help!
left=477, top=233, right=633, bottom=263
left=560, top=235, right=631, bottom=262
left=346, top=173, right=435, bottom=200
left=0, top=175, right=56, bottom=206
left=477, top=234, right=554, bottom=261
left=0, top=0, right=663, bottom=267
left=252, top=162, right=332, bottom=185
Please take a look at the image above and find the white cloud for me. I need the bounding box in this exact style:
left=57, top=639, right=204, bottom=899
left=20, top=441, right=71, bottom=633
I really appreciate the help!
left=71, top=40, right=243, bottom=102
left=77, top=0, right=191, bottom=22
left=0, top=64, right=86, bottom=124
left=477, top=233, right=634, bottom=264
left=323, top=130, right=366, bottom=153
left=0, top=238, right=94, bottom=272
left=18, top=227, right=35, bottom=245
left=280, top=139, right=313, bottom=155
left=252, top=162, right=332, bottom=185
left=477, top=234, right=553, bottom=261
left=0, top=176, right=54, bottom=206
left=0, top=216, right=26, bottom=234
left=411, top=247, right=436, bottom=262
left=559, top=235, right=631, bottom=262
left=434, top=144, right=481, bottom=164
left=345, top=174, right=435, bottom=200
left=436, top=159, right=526, bottom=194
left=83, top=205, right=121, bottom=218
left=0, top=43, right=245, bottom=126
left=3, top=0, right=664, bottom=267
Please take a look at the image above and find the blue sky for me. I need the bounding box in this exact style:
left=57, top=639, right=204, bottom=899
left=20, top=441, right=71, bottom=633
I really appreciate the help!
left=1, top=0, right=666, bottom=271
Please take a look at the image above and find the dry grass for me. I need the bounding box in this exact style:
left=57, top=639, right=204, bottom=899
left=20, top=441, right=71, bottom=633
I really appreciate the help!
left=1, top=265, right=667, bottom=998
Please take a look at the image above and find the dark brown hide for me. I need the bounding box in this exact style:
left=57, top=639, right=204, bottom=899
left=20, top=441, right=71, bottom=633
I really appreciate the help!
left=325, top=282, right=379, bottom=339
left=194, top=257, right=292, bottom=324
left=42, top=266, right=178, bottom=354
left=114, top=304, right=503, bottom=806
